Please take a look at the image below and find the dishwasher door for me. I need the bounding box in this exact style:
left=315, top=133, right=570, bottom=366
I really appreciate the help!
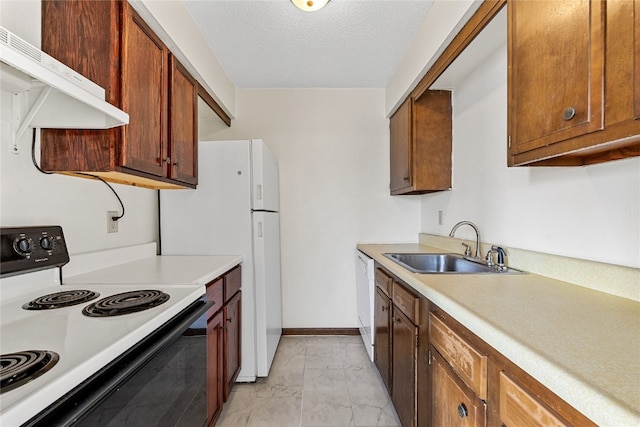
left=355, top=250, right=375, bottom=361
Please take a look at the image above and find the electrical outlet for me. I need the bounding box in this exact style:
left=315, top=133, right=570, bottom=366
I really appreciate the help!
left=107, top=211, right=119, bottom=233
left=438, top=210, right=443, bottom=225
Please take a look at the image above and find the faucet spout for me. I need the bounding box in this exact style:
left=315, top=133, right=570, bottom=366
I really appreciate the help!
left=448, top=221, right=481, bottom=259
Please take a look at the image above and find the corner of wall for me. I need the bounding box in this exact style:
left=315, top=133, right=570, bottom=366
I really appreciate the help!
left=384, top=0, right=481, bottom=116
left=131, top=0, right=236, bottom=118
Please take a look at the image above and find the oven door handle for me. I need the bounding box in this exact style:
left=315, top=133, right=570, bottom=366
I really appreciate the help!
left=26, top=298, right=214, bottom=426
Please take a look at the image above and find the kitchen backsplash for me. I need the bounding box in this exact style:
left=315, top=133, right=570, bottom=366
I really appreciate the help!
left=419, top=233, right=639, bottom=302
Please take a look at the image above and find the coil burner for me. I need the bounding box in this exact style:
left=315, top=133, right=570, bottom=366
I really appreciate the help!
left=0, top=350, right=60, bottom=393
left=82, top=290, right=170, bottom=317
left=22, top=290, right=100, bottom=310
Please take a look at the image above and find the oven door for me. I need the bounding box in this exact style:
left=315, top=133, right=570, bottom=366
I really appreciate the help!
left=26, top=299, right=213, bottom=427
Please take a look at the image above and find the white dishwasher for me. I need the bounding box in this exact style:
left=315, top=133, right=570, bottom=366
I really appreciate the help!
left=355, top=250, right=375, bottom=361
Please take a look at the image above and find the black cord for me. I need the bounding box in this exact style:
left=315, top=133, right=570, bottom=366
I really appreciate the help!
left=31, top=128, right=125, bottom=221
left=31, top=128, right=53, bottom=175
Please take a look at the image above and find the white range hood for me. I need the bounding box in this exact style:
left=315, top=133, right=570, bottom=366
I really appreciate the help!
left=0, top=25, right=129, bottom=148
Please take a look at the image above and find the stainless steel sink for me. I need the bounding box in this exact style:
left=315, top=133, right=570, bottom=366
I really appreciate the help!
left=383, top=253, right=522, bottom=274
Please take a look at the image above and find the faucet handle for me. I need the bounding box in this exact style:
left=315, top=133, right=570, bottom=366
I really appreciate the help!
left=491, top=245, right=505, bottom=265
left=491, top=245, right=507, bottom=271
left=461, top=243, right=472, bottom=257
left=485, top=248, right=496, bottom=267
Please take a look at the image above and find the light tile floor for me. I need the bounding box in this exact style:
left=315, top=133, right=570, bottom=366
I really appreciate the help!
left=217, top=335, right=401, bottom=427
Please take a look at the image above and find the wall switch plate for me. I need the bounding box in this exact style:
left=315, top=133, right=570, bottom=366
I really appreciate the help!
left=107, top=211, right=119, bottom=233
left=438, top=210, right=443, bottom=225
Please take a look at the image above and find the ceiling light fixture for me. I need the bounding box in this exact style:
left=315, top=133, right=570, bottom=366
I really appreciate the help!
left=291, top=0, right=330, bottom=12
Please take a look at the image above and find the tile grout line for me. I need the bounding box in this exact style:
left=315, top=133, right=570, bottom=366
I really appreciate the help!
left=299, top=342, right=306, bottom=427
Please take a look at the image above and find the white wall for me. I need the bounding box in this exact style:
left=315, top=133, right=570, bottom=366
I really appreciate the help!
left=420, top=31, right=640, bottom=269
left=0, top=110, right=159, bottom=255
left=225, top=89, right=421, bottom=328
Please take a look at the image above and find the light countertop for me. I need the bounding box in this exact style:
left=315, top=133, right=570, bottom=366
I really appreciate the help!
left=357, top=243, right=640, bottom=427
left=64, top=255, right=243, bottom=287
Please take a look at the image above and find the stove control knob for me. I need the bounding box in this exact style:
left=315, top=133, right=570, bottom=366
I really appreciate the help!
left=15, top=238, right=33, bottom=255
left=40, top=236, right=55, bottom=251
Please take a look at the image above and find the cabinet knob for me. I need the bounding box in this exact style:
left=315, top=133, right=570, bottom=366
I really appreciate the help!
left=173, top=161, right=179, bottom=166
left=382, top=306, right=388, bottom=312
left=227, top=317, right=232, bottom=323
left=562, top=107, right=576, bottom=121
left=163, top=157, right=171, bottom=164
left=403, top=176, right=410, bottom=182
left=457, top=403, right=468, bottom=419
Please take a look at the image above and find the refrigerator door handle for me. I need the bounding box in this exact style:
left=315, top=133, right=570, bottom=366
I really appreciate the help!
left=257, top=222, right=263, bottom=237
left=256, top=185, right=263, bottom=200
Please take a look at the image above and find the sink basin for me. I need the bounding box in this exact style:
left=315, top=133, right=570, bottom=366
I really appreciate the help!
left=383, top=253, right=522, bottom=274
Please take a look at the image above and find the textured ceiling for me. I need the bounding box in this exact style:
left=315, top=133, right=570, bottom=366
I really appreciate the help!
left=183, top=0, right=435, bottom=88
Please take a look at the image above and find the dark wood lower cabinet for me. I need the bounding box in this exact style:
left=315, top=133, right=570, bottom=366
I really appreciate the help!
left=431, top=348, right=486, bottom=427
left=223, top=291, right=241, bottom=401
left=392, top=308, right=418, bottom=427
left=374, top=286, right=392, bottom=393
left=371, top=261, right=596, bottom=427
left=205, top=266, right=242, bottom=426
left=206, top=310, right=224, bottom=427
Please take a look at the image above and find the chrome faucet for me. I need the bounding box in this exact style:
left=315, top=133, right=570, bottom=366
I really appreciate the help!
left=449, top=221, right=481, bottom=259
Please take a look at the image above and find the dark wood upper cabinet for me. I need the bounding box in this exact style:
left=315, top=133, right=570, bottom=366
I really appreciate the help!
left=169, top=56, right=198, bottom=186
left=508, top=0, right=640, bottom=166
left=120, top=6, right=168, bottom=179
left=390, top=98, right=412, bottom=194
left=389, top=90, right=452, bottom=195
left=40, top=0, right=198, bottom=189
left=634, top=0, right=640, bottom=120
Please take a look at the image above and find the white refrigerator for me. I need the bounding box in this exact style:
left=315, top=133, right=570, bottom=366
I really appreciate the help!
left=160, top=139, right=282, bottom=381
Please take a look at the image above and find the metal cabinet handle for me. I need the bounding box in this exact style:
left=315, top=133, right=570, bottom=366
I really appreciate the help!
left=403, top=176, right=410, bottom=182
left=457, top=403, right=468, bottom=419
left=562, top=107, right=576, bottom=121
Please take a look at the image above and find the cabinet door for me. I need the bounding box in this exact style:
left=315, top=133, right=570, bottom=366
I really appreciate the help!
left=389, top=98, right=412, bottom=193
left=169, top=55, right=198, bottom=185
left=635, top=0, right=640, bottom=119
left=374, top=287, right=392, bottom=393
left=120, top=3, right=168, bottom=177
left=207, top=310, right=224, bottom=427
left=508, top=0, right=604, bottom=159
left=223, top=291, right=241, bottom=401
left=499, top=372, right=570, bottom=427
left=392, top=307, right=417, bottom=427
left=431, top=349, right=486, bottom=427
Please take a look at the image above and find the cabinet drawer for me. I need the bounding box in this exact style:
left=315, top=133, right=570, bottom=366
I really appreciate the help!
left=224, top=265, right=242, bottom=302
left=432, top=348, right=486, bottom=427
left=375, top=268, right=393, bottom=297
left=499, top=373, right=569, bottom=427
left=206, top=277, right=224, bottom=318
left=392, top=282, right=419, bottom=324
left=429, top=312, right=487, bottom=400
